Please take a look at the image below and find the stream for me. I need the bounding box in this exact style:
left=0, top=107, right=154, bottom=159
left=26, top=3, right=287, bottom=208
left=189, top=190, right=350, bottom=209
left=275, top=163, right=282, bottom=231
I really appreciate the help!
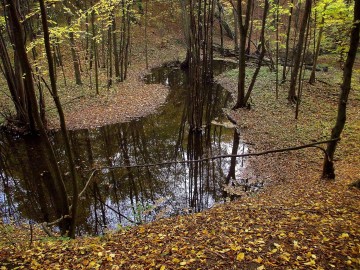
left=0, top=60, right=257, bottom=235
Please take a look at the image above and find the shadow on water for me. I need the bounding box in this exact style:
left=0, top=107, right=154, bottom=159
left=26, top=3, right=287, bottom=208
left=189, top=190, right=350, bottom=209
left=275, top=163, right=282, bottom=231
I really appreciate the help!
left=0, top=60, right=261, bottom=235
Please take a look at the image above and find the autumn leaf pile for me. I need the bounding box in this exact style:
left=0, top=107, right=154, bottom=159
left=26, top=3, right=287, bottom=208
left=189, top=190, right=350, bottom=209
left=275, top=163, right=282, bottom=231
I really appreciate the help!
left=1, top=175, right=359, bottom=269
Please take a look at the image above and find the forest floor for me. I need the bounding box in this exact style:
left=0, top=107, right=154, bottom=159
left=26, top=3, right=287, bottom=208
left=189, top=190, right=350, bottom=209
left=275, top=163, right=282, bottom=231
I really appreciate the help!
left=1, top=45, right=359, bottom=269
left=1, top=3, right=360, bottom=269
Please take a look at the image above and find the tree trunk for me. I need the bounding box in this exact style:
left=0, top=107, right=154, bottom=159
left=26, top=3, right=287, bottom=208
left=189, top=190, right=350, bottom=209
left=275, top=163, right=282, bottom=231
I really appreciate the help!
left=233, top=0, right=253, bottom=109
left=6, top=0, right=70, bottom=233
left=91, top=3, right=99, bottom=94
left=281, top=0, right=294, bottom=83
left=243, top=0, right=269, bottom=104
left=233, top=7, right=239, bottom=51
left=144, top=0, right=149, bottom=69
left=288, top=0, right=311, bottom=103
left=309, top=14, right=325, bottom=84
left=112, top=18, right=120, bottom=79
left=322, top=0, right=360, bottom=179
left=67, top=16, right=82, bottom=85
left=39, top=0, right=79, bottom=238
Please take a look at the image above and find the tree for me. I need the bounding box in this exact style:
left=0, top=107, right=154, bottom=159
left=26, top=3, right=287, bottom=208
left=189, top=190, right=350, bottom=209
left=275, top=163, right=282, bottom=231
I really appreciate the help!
left=232, top=0, right=269, bottom=108
left=65, top=1, right=83, bottom=85
left=0, top=1, right=37, bottom=131
left=288, top=0, right=312, bottom=102
left=39, top=0, right=79, bottom=238
left=281, top=0, right=294, bottom=83
left=322, top=0, right=360, bottom=179
left=309, top=1, right=328, bottom=84
left=4, top=0, right=71, bottom=234
left=232, top=0, right=252, bottom=109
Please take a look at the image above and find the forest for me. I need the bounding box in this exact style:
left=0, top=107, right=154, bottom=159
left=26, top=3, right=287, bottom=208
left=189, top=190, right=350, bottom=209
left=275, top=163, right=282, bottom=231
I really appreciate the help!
left=0, top=0, right=359, bottom=269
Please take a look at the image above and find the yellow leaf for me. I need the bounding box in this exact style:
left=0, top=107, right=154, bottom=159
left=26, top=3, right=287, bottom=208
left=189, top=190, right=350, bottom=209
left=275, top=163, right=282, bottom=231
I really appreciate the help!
left=237, top=252, right=245, bottom=261
left=180, top=261, right=187, bottom=266
left=257, top=266, right=265, bottom=270
left=219, top=248, right=230, bottom=253
left=139, top=227, right=145, bottom=233
left=304, top=260, right=316, bottom=266
left=293, top=240, right=300, bottom=249
left=279, top=252, right=291, bottom=262
left=172, top=258, right=180, bottom=263
left=89, top=261, right=97, bottom=267
left=253, top=257, right=263, bottom=263
left=339, top=233, right=349, bottom=239
left=230, top=244, right=241, bottom=251
left=160, top=265, right=166, bottom=270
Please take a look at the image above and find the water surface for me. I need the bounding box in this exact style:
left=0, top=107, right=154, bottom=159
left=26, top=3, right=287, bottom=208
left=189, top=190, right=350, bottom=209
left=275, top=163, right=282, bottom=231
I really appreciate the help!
left=0, top=61, right=252, bottom=235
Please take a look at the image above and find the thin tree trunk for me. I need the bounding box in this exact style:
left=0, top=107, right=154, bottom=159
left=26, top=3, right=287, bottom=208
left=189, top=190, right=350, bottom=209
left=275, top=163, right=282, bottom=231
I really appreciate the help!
left=282, top=0, right=294, bottom=83
left=243, top=0, right=269, bottom=104
left=145, top=0, right=149, bottom=69
left=67, top=17, right=82, bottom=85
left=233, top=7, right=239, bottom=51
left=288, top=0, right=312, bottom=103
left=233, top=0, right=253, bottom=109
left=245, top=0, right=254, bottom=55
left=113, top=18, right=120, bottom=79
left=275, top=0, right=279, bottom=98
left=91, top=4, right=99, bottom=94
left=39, top=0, right=79, bottom=238
left=322, top=0, right=360, bottom=179
left=309, top=15, right=325, bottom=84
left=295, top=14, right=311, bottom=119
left=6, top=0, right=70, bottom=233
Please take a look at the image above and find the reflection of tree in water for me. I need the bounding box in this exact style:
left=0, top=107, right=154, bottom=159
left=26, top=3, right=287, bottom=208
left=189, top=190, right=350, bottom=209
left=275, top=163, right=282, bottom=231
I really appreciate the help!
left=0, top=61, right=243, bottom=234
left=0, top=133, right=70, bottom=233
left=181, top=81, right=232, bottom=212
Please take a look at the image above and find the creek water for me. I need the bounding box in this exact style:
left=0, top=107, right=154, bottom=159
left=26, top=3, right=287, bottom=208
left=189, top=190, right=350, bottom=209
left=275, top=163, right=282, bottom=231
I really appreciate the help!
left=0, top=60, right=253, bottom=235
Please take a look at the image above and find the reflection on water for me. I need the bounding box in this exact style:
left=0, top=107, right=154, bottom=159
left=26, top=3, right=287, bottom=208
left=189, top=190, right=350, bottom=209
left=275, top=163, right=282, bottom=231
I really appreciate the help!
left=0, top=61, right=255, bottom=235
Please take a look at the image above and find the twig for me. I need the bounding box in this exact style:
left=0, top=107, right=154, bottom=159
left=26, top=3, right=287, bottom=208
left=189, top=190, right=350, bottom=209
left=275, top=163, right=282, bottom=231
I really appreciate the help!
left=86, top=138, right=339, bottom=172
left=78, top=169, right=98, bottom=199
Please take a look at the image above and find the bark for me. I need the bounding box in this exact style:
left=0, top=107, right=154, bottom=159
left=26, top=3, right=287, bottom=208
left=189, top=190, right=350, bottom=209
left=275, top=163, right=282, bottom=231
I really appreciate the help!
left=243, top=0, right=269, bottom=105
left=215, top=0, right=234, bottom=40
left=0, top=31, right=29, bottom=124
left=275, top=0, right=279, bottom=98
left=233, top=0, right=252, bottom=109
left=309, top=12, right=326, bottom=84
left=281, top=0, right=294, bottom=83
left=91, top=3, right=99, bottom=94
left=233, top=7, right=239, bottom=51
left=39, top=0, right=79, bottom=238
left=113, top=18, right=120, bottom=79
left=145, top=0, right=149, bottom=69
left=322, top=0, right=360, bottom=179
left=288, top=0, right=312, bottom=102
left=6, top=0, right=70, bottom=232
left=67, top=16, right=82, bottom=85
